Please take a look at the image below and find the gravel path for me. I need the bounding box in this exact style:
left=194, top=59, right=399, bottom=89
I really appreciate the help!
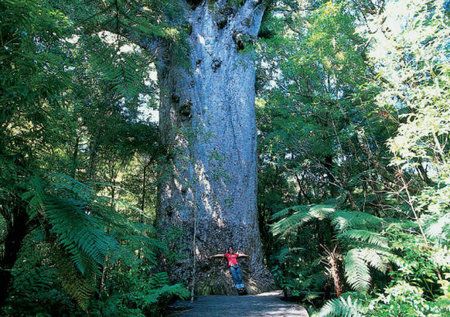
left=168, top=291, right=309, bottom=317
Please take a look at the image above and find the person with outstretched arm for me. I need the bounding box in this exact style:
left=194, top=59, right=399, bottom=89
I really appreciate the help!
left=210, top=246, right=249, bottom=294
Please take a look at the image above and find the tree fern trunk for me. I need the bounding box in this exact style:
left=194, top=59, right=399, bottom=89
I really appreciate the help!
left=328, top=247, right=343, bottom=297
left=155, top=1, right=272, bottom=294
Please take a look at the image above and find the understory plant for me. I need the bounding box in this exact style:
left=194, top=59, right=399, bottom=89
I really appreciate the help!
left=2, top=174, right=188, bottom=315
left=272, top=204, right=449, bottom=316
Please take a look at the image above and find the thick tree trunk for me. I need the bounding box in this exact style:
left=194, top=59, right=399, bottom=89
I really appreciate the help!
left=155, top=1, right=272, bottom=294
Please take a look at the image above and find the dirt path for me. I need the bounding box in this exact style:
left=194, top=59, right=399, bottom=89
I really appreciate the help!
left=168, top=291, right=309, bottom=317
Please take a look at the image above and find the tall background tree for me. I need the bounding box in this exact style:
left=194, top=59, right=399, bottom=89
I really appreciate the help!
left=0, top=0, right=187, bottom=314
left=257, top=0, right=449, bottom=315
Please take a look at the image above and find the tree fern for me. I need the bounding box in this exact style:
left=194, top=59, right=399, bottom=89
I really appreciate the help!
left=272, top=203, right=399, bottom=296
left=20, top=174, right=187, bottom=312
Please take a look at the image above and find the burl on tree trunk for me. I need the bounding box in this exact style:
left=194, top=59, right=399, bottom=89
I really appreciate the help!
left=154, top=0, right=272, bottom=294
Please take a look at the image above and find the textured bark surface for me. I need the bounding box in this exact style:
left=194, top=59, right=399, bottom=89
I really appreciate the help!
left=155, top=0, right=272, bottom=294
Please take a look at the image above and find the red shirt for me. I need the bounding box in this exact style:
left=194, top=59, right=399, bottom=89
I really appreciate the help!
left=224, top=253, right=239, bottom=267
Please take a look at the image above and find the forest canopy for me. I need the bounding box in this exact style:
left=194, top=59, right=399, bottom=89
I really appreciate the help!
left=0, top=0, right=449, bottom=316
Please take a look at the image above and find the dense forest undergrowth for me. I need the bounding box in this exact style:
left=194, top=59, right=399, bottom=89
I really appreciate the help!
left=0, top=0, right=449, bottom=316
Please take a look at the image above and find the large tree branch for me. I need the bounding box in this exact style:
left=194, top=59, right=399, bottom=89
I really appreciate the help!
left=233, top=0, right=266, bottom=37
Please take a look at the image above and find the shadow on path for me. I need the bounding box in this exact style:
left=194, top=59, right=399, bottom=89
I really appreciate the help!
left=168, top=291, right=309, bottom=317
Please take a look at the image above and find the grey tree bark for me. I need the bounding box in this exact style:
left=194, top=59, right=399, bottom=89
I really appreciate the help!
left=155, top=0, right=272, bottom=295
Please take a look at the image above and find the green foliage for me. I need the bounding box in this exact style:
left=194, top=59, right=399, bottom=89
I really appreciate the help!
left=343, top=249, right=376, bottom=292
left=1, top=0, right=449, bottom=315
left=272, top=204, right=335, bottom=236
left=317, top=293, right=364, bottom=317
left=0, top=0, right=186, bottom=314
left=337, top=230, right=388, bottom=249
left=261, top=0, right=449, bottom=315
left=6, top=174, right=188, bottom=314
left=272, top=205, right=395, bottom=294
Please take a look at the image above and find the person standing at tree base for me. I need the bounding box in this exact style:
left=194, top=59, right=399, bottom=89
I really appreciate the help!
left=210, top=246, right=249, bottom=294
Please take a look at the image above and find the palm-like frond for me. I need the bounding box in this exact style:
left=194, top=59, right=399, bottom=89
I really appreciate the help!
left=122, top=272, right=189, bottom=307
left=271, top=204, right=309, bottom=221
left=330, top=211, right=383, bottom=232
left=273, top=203, right=397, bottom=293
left=344, top=249, right=371, bottom=292
left=337, top=229, right=388, bottom=248
left=51, top=247, right=97, bottom=310
left=21, top=176, right=46, bottom=220
left=344, top=247, right=389, bottom=292
left=49, top=173, right=95, bottom=201
left=141, top=284, right=190, bottom=305
left=44, top=196, right=119, bottom=272
left=20, top=174, right=185, bottom=311
left=272, top=204, right=335, bottom=236
left=318, top=294, right=363, bottom=317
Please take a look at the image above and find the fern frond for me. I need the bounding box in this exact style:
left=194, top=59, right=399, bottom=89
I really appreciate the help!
left=357, top=248, right=388, bottom=273
left=344, top=247, right=390, bottom=291
left=44, top=196, right=119, bottom=272
left=272, top=209, right=310, bottom=236
left=331, top=211, right=383, bottom=232
left=318, top=294, right=363, bottom=317
left=148, top=272, right=170, bottom=288
left=271, top=205, right=309, bottom=221
left=309, top=204, right=335, bottom=219
left=337, top=229, right=388, bottom=248
left=119, top=272, right=190, bottom=307
left=51, top=247, right=97, bottom=310
left=344, top=249, right=371, bottom=291
left=272, top=204, right=335, bottom=236
left=20, top=174, right=182, bottom=312
left=140, top=284, right=190, bottom=305
left=22, top=176, right=46, bottom=220
left=49, top=173, right=95, bottom=201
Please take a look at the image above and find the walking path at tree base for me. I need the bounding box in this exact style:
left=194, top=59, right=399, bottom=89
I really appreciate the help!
left=168, top=290, right=309, bottom=317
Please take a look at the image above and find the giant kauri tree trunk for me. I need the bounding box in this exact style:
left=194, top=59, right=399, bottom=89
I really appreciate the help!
left=154, top=0, right=272, bottom=294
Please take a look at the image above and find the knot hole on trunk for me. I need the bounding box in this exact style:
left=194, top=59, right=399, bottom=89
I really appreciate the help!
left=178, top=100, right=192, bottom=121
left=217, top=19, right=227, bottom=30
left=171, top=94, right=180, bottom=104
left=232, top=32, right=245, bottom=51
left=212, top=59, right=222, bottom=72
